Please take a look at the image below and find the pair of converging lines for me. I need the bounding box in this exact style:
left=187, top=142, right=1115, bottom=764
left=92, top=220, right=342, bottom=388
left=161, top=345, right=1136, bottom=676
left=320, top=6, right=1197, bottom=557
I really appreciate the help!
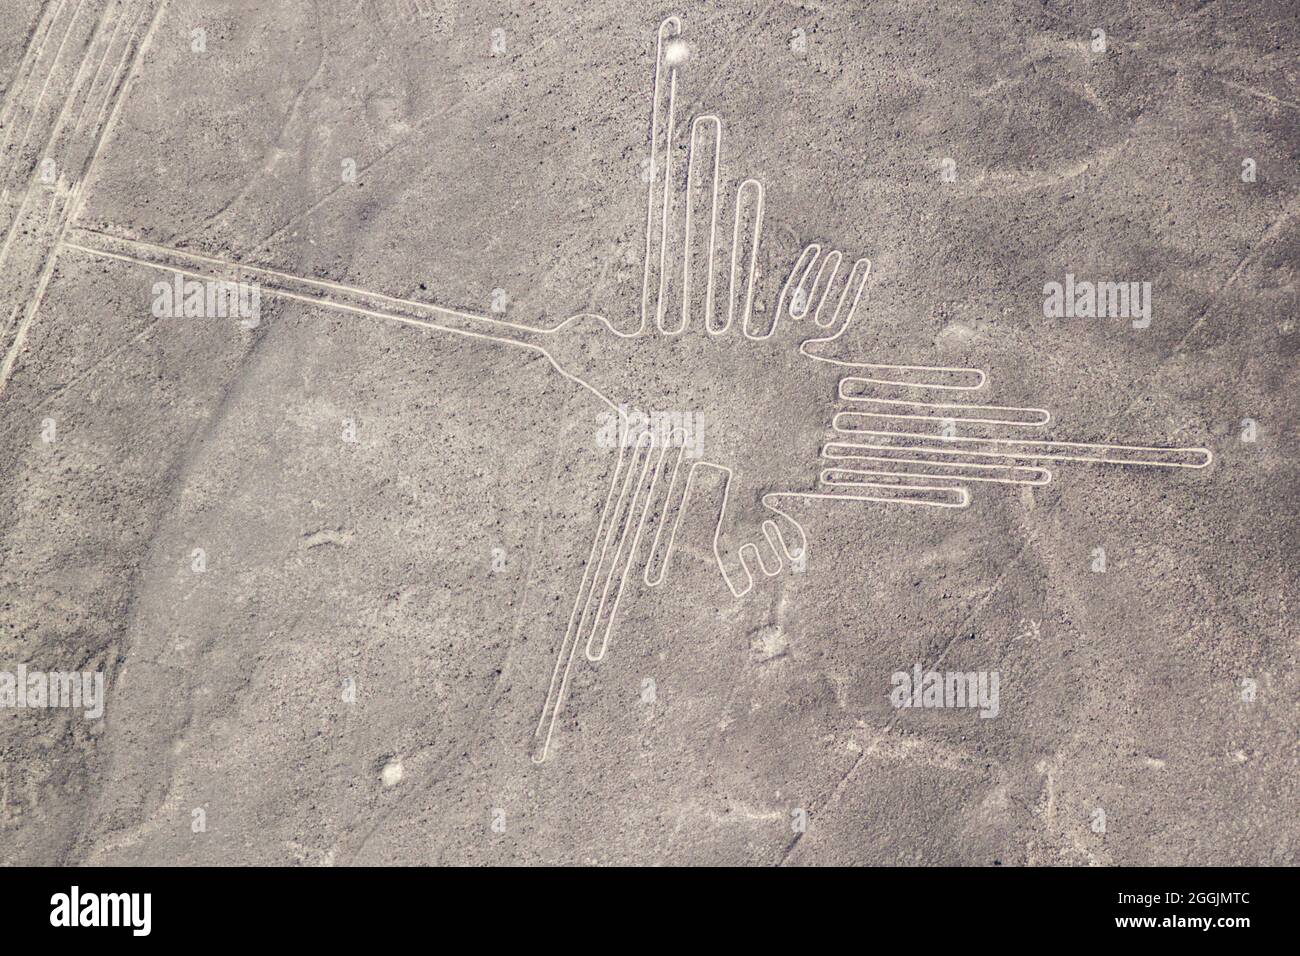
left=0, top=0, right=165, bottom=395
left=55, top=15, right=1212, bottom=764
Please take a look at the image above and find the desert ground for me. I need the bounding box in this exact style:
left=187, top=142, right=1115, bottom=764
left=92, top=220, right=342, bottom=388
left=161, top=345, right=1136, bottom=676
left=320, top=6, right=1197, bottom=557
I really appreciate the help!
left=0, top=0, right=1296, bottom=865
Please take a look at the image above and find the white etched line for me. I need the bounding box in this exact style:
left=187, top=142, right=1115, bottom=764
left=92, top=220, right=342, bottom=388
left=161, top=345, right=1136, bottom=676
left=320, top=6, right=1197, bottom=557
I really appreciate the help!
left=0, top=0, right=67, bottom=139
left=0, top=0, right=96, bottom=267
left=67, top=0, right=140, bottom=140
left=532, top=441, right=640, bottom=763
left=639, top=16, right=681, bottom=336
left=585, top=431, right=687, bottom=662
left=831, top=430, right=1213, bottom=469
left=2, top=0, right=87, bottom=177
left=678, top=114, right=721, bottom=334
left=730, top=178, right=764, bottom=336
left=69, top=0, right=164, bottom=227
left=582, top=435, right=660, bottom=661
left=836, top=388, right=1051, bottom=428
left=821, top=462, right=1051, bottom=487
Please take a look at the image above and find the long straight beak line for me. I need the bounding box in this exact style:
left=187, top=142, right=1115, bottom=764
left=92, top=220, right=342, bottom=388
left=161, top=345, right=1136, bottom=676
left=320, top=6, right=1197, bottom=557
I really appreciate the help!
left=61, top=227, right=552, bottom=351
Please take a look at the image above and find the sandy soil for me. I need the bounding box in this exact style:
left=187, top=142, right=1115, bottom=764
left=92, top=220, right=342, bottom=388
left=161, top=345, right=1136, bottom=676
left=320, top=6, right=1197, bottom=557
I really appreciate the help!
left=0, top=0, right=1296, bottom=865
